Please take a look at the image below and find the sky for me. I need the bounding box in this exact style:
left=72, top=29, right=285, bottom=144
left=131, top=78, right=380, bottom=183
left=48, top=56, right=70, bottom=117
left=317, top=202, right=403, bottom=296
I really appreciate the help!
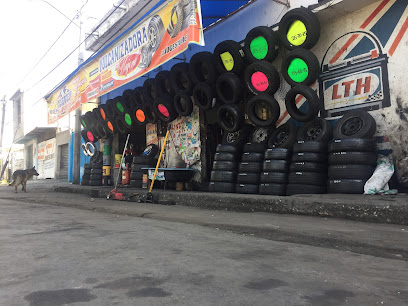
left=0, top=0, right=119, bottom=148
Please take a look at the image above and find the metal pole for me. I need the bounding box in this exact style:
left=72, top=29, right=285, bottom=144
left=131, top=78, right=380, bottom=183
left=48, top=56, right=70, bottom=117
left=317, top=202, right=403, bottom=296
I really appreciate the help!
left=0, top=96, right=6, bottom=148
left=72, top=108, right=81, bottom=184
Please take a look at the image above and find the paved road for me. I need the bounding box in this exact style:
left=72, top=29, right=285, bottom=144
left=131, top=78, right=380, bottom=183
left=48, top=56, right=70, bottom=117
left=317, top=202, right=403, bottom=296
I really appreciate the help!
left=1, top=195, right=408, bottom=305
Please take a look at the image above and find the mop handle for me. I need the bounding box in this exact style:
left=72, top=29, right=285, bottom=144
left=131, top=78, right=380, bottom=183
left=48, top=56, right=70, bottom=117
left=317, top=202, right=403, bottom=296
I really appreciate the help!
left=114, top=133, right=130, bottom=188
left=149, top=129, right=169, bottom=193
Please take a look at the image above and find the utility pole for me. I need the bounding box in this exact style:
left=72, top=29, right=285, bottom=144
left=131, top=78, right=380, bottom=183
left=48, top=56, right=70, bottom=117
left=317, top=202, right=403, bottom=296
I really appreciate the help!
left=0, top=96, right=6, bottom=148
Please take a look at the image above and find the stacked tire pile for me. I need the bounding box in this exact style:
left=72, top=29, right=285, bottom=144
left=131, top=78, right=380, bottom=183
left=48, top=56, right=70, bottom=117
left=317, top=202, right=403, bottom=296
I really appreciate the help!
left=89, top=162, right=103, bottom=186
left=236, top=142, right=265, bottom=194
left=287, top=141, right=328, bottom=195
left=130, top=144, right=159, bottom=188
left=81, top=163, right=91, bottom=186
left=328, top=110, right=377, bottom=194
left=259, top=148, right=292, bottom=196
left=209, top=144, right=240, bottom=193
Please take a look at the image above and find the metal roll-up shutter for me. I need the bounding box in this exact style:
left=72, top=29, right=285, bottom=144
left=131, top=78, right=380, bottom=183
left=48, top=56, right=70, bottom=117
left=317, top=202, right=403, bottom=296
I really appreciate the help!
left=60, top=144, right=69, bottom=179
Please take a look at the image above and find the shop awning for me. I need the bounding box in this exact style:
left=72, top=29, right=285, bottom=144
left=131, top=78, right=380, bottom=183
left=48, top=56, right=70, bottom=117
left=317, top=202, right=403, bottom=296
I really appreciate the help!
left=14, top=127, right=57, bottom=145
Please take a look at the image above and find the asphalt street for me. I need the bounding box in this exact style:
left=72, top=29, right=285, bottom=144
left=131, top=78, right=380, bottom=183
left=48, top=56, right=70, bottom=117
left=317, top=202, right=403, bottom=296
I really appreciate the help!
left=1, top=191, right=408, bottom=305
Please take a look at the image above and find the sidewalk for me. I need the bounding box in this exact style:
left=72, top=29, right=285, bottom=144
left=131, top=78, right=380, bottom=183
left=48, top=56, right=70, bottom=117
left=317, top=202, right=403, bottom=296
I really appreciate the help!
left=1, top=180, right=408, bottom=262
left=8, top=178, right=408, bottom=225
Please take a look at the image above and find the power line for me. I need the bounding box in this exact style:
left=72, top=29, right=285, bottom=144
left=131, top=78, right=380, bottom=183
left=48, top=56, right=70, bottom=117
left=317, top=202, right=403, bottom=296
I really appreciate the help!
left=37, top=0, right=81, bottom=28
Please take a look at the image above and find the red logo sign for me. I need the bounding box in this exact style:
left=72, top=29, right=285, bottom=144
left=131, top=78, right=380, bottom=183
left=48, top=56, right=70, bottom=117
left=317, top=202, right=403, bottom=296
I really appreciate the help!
left=116, top=54, right=140, bottom=77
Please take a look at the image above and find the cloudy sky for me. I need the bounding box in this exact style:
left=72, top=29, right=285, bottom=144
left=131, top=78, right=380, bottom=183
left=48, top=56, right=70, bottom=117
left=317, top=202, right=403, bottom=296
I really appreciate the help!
left=0, top=0, right=118, bottom=147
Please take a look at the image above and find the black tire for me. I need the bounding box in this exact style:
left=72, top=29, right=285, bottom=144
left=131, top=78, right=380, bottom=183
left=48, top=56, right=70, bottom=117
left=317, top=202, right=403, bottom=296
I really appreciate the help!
left=131, top=164, right=150, bottom=172
left=193, top=82, right=217, bottom=110
left=328, top=179, right=366, bottom=194
left=84, top=111, right=97, bottom=128
left=245, top=61, right=280, bottom=95
left=213, top=40, right=246, bottom=75
left=115, top=116, right=129, bottom=134
left=268, top=123, right=298, bottom=149
left=84, top=163, right=92, bottom=169
left=243, top=26, right=280, bottom=63
left=278, top=7, right=320, bottom=50
left=143, top=102, right=158, bottom=124
left=133, top=156, right=158, bottom=165
left=329, top=138, right=376, bottom=153
left=143, top=144, right=159, bottom=157
left=237, top=172, right=260, bottom=184
left=105, top=99, right=116, bottom=118
left=91, top=168, right=102, bottom=175
left=333, top=110, right=376, bottom=139
left=90, top=174, right=102, bottom=181
left=143, top=79, right=157, bottom=100
left=81, top=179, right=90, bottom=186
left=263, top=159, right=290, bottom=172
left=189, top=51, right=218, bottom=84
left=211, top=170, right=237, bottom=182
left=241, top=152, right=264, bottom=162
left=89, top=180, right=102, bottom=186
left=154, top=94, right=178, bottom=122
left=222, top=124, right=252, bottom=146
left=216, top=144, right=240, bottom=154
left=286, top=184, right=326, bottom=195
left=130, top=180, right=143, bottom=188
left=281, top=48, right=320, bottom=87
left=84, top=168, right=91, bottom=175
left=155, top=71, right=174, bottom=96
left=247, top=94, right=280, bottom=127
left=214, top=152, right=238, bottom=162
left=216, top=73, right=244, bottom=104
left=243, top=142, right=266, bottom=153
left=170, top=63, right=194, bottom=95
left=167, top=3, right=184, bottom=38
left=249, top=126, right=274, bottom=144
left=328, top=152, right=377, bottom=165
left=212, top=160, right=238, bottom=171
left=328, top=165, right=375, bottom=180
left=264, top=148, right=292, bottom=160
left=292, top=152, right=327, bottom=163
left=130, top=171, right=145, bottom=180
left=285, top=86, right=319, bottom=122
left=133, top=87, right=146, bottom=107
left=217, top=104, right=244, bottom=132
left=238, top=162, right=263, bottom=173
left=148, top=15, right=165, bottom=52
left=260, top=172, right=288, bottom=184
left=297, top=117, right=333, bottom=142
left=235, top=183, right=259, bottom=194
left=91, top=162, right=103, bottom=169
left=290, top=162, right=327, bottom=173
left=259, top=183, right=287, bottom=196
left=209, top=181, right=235, bottom=193
left=288, top=171, right=327, bottom=186
left=174, top=92, right=194, bottom=117
left=293, top=141, right=327, bottom=153
left=121, top=89, right=137, bottom=110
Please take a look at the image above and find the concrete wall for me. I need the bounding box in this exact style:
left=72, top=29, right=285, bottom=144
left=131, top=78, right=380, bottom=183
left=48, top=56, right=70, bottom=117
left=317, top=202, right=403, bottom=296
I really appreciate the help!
left=55, top=130, right=71, bottom=179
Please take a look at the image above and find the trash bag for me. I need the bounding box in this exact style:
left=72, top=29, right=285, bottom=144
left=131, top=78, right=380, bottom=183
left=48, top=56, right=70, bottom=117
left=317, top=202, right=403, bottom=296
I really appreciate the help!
left=364, top=155, right=397, bottom=194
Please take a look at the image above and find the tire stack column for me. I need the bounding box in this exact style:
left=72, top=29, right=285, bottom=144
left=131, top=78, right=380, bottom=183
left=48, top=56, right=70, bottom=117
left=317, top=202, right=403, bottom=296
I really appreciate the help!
left=287, top=141, right=328, bottom=195
left=236, top=142, right=265, bottom=194
left=81, top=163, right=91, bottom=186
left=89, top=162, right=103, bottom=186
left=209, top=144, right=240, bottom=193
left=130, top=156, right=157, bottom=188
left=102, top=139, right=112, bottom=186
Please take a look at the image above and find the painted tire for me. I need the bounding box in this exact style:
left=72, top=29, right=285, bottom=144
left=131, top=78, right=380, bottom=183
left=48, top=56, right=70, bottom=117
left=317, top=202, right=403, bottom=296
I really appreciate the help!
left=247, top=94, right=280, bottom=127
left=213, top=40, right=246, bottom=75
left=285, top=85, right=320, bottom=122
left=134, top=105, right=147, bottom=125
left=243, top=26, right=280, bottom=63
left=189, top=51, right=219, bottom=84
left=281, top=48, right=320, bottom=87
left=153, top=94, right=178, bottom=122
left=278, top=7, right=320, bottom=50
left=244, top=61, right=280, bottom=95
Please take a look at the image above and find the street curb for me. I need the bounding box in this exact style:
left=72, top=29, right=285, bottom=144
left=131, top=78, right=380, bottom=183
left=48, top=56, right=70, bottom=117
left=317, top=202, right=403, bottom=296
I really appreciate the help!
left=53, top=185, right=408, bottom=225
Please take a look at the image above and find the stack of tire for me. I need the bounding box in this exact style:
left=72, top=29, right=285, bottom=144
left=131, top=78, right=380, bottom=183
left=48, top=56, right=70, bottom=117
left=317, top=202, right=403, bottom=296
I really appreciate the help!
left=236, top=142, right=265, bottom=194
left=89, top=162, right=103, bottom=186
left=81, top=163, right=91, bottom=186
left=328, top=110, right=377, bottom=194
left=130, top=144, right=159, bottom=188
left=259, top=148, right=292, bottom=196
left=209, top=144, right=240, bottom=193
left=287, top=141, right=328, bottom=195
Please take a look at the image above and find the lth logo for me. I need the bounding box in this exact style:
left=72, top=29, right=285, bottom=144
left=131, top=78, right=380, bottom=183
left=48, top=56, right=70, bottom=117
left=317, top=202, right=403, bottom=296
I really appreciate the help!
left=332, top=77, right=372, bottom=100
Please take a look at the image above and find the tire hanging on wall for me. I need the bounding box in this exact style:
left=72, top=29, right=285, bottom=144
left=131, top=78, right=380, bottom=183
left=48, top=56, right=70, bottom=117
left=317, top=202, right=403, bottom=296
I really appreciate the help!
left=193, top=82, right=217, bottom=110
left=267, top=122, right=297, bottom=149
left=216, top=72, right=244, bottom=104
left=98, top=104, right=109, bottom=123
left=105, top=99, right=116, bottom=118
left=217, top=104, right=244, bottom=132
left=134, top=105, right=146, bottom=125
left=143, top=102, right=158, bottom=124
left=143, top=79, right=157, bottom=100
left=285, top=85, right=320, bottom=122
left=243, top=26, right=280, bottom=63
left=174, top=92, right=194, bottom=116
left=122, top=89, right=137, bottom=110
left=247, top=94, right=280, bottom=127
left=133, top=87, right=146, bottom=107
left=213, top=40, right=246, bottom=75
left=189, top=52, right=218, bottom=84
left=333, top=110, right=376, bottom=139
left=297, top=117, right=333, bottom=142
left=281, top=48, right=320, bottom=87
left=244, top=61, right=280, bottom=95
left=153, top=94, right=178, bottom=122
left=105, top=118, right=117, bottom=135
left=154, top=70, right=174, bottom=96
left=170, top=63, right=194, bottom=95
left=278, top=7, right=320, bottom=50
